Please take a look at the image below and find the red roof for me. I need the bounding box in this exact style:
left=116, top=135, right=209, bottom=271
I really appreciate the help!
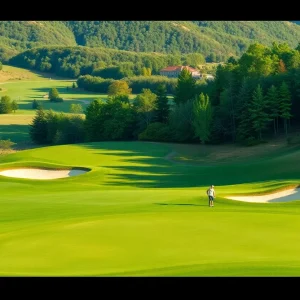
left=160, top=65, right=198, bottom=72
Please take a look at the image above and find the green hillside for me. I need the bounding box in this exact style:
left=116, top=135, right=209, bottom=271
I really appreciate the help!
left=1, top=21, right=300, bottom=62
left=0, top=21, right=76, bottom=61
left=65, top=21, right=300, bottom=60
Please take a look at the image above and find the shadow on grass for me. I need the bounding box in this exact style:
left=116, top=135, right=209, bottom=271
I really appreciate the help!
left=29, top=87, right=104, bottom=101
left=78, top=142, right=233, bottom=188
left=0, top=124, right=30, bottom=143
left=80, top=141, right=300, bottom=189
left=16, top=99, right=88, bottom=114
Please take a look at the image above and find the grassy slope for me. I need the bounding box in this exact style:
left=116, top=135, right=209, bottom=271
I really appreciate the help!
left=0, top=65, right=119, bottom=143
left=0, top=141, right=300, bottom=276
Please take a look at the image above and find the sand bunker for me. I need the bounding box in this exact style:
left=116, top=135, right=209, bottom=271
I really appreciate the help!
left=225, top=188, right=300, bottom=203
left=0, top=168, right=88, bottom=180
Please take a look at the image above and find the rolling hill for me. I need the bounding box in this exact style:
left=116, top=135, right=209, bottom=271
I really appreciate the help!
left=1, top=21, right=300, bottom=62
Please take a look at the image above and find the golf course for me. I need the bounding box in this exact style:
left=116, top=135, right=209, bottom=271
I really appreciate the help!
left=1, top=140, right=300, bottom=276
left=1, top=64, right=300, bottom=276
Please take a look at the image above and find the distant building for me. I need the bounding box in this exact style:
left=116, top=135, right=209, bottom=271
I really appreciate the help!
left=160, top=65, right=202, bottom=79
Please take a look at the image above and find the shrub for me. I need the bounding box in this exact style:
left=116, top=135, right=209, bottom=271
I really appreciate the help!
left=0, top=95, right=12, bottom=114
left=0, top=139, right=15, bottom=151
left=138, top=122, right=172, bottom=142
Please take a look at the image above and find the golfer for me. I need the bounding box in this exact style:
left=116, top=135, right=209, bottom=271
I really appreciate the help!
left=207, top=185, right=215, bottom=207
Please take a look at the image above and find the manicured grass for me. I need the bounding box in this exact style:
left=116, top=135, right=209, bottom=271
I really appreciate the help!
left=0, top=80, right=102, bottom=113
left=0, top=65, right=68, bottom=82
left=0, top=141, right=300, bottom=276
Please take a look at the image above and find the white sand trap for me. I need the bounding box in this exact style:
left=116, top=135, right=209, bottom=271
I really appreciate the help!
left=225, top=188, right=300, bottom=203
left=0, top=168, right=88, bottom=180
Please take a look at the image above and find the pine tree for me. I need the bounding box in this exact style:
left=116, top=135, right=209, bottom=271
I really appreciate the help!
left=155, top=84, right=170, bottom=123
left=236, top=79, right=254, bottom=142
left=174, top=68, right=196, bottom=105
left=278, top=81, right=292, bottom=137
left=227, top=73, right=238, bottom=142
left=265, top=85, right=279, bottom=135
left=192, top=93, right=212, bottom=144
left=29, top=107, right=48, bottom=144
left=249, top=84, right=271, bottom=141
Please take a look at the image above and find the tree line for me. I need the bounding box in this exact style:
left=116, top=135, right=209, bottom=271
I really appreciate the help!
left=30, top=42, right=300, bottom=146
left=9, top=46, right=206, bottom=79
left=77, top=75, right=178, bottom=94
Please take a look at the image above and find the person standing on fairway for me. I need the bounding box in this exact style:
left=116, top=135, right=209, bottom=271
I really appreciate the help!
left=207, top=185, right=215, bottom=207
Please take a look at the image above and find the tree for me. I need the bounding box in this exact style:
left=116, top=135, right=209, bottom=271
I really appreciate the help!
left=249, top=84, right=271, bottom=141
left=29, top=107, right=48, bottom=144
left=279, top=81, right=292, bottom=137
left=48, top=88, right=59, bottom=101
left=227, top=56, right=238, bottom=65
left=265, top=85, right=279, bottom=135
left=184, top=53, right=205, bottom=67
left=11, top=100, right=18, bottom=113
left=142, top=67, right=151, bottom=76
left=174, top=68, right=196, bottom=105
left=226, top=74, right=238, bottom=142
left=108, top=80, right=132, bottom=96
left=110, top=94, right=130, bottom=104
left=70, top=104, right=83, bottom=114
left=133, top=88, right=157, bottom=128
left=0, top=61, right=2, bottom=71
left=192, top=93, right=212, bottom=144
left=72, top=82, right=77, bottom=88
left=84, top=100, right=105, bottom=142
left=32, top=99, right=42, bottom=109
left=278, top=59, right=287, bottom=73
left=169, top=99, right=195, bottom=142
left=238, top=43, right=276, bottom=78
left=0, top=95, right=12, bottom=114
left=235, top=79, right=253, bottom=143
left=155, top=84, right=169, bottom=123
left=84, top=98, right=136, bottom=142
left=101, top=99, right=137, bottom=141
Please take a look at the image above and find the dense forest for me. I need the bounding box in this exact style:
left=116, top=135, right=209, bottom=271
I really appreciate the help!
left=30, top=42, right=300, bottom=147
left=0, top=21, right=76, bottom=61
left=2, top=21, right=300, bottom=62
left=66, top=21, right=300, bottom=60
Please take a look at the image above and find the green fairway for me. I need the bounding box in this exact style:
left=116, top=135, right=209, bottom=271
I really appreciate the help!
left=0, top=80, right=106, bottom=113
left=1, top=141, right=300, bottom=276
left=0, top=65, right=115, bottom=116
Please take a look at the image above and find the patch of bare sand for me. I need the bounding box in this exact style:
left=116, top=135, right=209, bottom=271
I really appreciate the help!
left=0, top=168, right=88, bottom=180
left=225, top=188, right=300, bottom=203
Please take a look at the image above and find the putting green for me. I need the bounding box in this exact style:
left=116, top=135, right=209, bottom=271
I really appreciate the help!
left=1, top=141, right=300, bottom=276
